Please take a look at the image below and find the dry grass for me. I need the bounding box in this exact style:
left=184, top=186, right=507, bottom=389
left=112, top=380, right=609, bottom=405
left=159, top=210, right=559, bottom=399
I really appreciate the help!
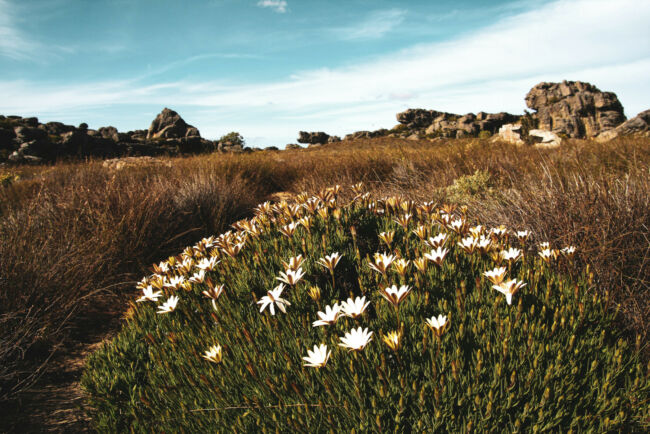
left=0, top=136, right=648, bottom=427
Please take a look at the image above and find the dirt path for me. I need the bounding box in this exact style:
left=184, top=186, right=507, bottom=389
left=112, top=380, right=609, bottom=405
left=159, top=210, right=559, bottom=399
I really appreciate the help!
left=1, top=312, right=123, bottom=433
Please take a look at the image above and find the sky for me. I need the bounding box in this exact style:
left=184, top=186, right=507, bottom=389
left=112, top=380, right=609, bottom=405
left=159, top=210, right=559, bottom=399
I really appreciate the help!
left=1, top=0, right=649, bottom=147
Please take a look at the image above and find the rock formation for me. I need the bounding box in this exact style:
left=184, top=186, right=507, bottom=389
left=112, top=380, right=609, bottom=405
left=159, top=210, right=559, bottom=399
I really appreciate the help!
left=297, top=131, right=331, bottom=145
left=597, top=109, right=650, bottom=141
left=395, top=109, right=519, bottom=139
left=525, top=81, right=626, bottom=138
left=147, top=108, right=201, bottom=139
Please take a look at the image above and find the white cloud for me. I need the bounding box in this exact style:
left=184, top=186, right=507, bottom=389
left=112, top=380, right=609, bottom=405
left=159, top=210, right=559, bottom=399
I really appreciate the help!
left=334, top=8, right=407, bottom=40
left=256, top=0, right=287, bottom=13
left=1, top=0, right=649, bottom=146
left=0, top=0, right=39, bottom=60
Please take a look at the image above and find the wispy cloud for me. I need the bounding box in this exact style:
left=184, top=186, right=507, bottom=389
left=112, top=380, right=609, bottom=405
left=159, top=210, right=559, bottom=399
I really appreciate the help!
left=257, top=0, right=287, bottom=14
left=0, top=0, right=39, bottom=60
left=334, top=8, right=407, bottom=40
left=1, top=0, right=649, bottom=146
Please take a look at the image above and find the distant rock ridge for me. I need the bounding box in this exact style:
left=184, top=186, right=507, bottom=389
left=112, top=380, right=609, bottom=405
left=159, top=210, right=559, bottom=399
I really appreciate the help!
left=0, top=108, right=239, bottom=164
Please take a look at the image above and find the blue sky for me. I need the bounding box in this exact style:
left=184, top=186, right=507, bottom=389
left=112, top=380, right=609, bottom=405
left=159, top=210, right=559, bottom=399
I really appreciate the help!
left=1, top=0, right=649, bottom=146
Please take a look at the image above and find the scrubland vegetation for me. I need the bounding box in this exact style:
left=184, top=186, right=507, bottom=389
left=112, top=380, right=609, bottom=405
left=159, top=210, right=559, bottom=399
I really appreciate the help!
left=1, top=136, right=649, bottom=430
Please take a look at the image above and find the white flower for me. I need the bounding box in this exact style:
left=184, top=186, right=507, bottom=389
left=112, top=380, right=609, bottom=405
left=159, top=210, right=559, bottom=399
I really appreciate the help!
left=157, top=295, right=179, bottom=314
left=483, top=267, right=507, bottom=285
left=426, top=233, right=448, bottom=249
left=312, top=303, right=341, bottom=327
left=424, top=247, right=449, bottom=266
left=189, top=269, right=207, bottom=284
left=317, top=252, right=343, bottom=272
left=196, top=257, right=220, bottom=271
left=493, top=279, right=527, bottom=305
left=425, top=314, right=448, bottom=335
left=380, top=285, right=412, bottom=308
left=282, top=255, right=305, bottom=271
left=202, top=345, right=222, bottom=363
left=163, top=275, right=185, bottom=290
left=340, top=296, right=370, bottom=319
left=500, top=247, right=522, bottom=262
left=136, top=286, right=163, bottom=303
left=276, top=267, right=306, bottom=286
left=339, top=327, right=373, bottom=352
left=516, top=230, right=531, bottom=242
left=257, top=284, right=291, bottom=315
left=538, top=248, right=557, bottom=262
left=368, top=252, right=396, bottom=274
left=458, top=236, right=477, bottom=253
left=561, top=246, right=577, bottom=258
left=302, top=344, right=331, bottom=368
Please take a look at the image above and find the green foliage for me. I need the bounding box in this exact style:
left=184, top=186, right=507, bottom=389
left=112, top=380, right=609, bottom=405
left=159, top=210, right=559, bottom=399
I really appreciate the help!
left=0, top=171, right=19, bottom=187
left=478, top=130, right=492, bottom=139
left=219, top=132, right=245, bottom=147
left=82, top=187, right=649, bottom=432
left=446, top=169, right=496, bottom=203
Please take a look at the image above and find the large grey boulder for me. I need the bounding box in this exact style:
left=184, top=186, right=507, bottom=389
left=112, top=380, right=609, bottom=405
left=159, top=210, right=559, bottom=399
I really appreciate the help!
left=147, top=108, right=201, bottom=140
left=525, top=80, right=626, bottom=138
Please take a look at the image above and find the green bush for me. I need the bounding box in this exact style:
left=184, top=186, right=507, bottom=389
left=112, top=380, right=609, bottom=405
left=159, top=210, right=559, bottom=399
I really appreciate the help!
left=83, top=186, right=649, bottom=432
left=446, top=169, right=496, bottom=203
left=219, top=131, right=245, bottom=147
left=478, top=130, right=492, bottom=139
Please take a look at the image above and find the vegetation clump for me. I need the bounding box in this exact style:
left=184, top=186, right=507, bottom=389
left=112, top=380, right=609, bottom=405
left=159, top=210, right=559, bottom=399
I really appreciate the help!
left=83, top=184, right=649, bottom=432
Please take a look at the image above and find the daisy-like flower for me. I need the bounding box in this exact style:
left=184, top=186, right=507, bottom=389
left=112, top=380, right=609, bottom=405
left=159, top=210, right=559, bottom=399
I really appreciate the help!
left=303, top=344, right=331, bottom=368
left=378, top=231, right=395, bottom=247
left=380, top=285, right=412, bottom=308
left=538, top=241, right=550, bottom=250
left=189, top=269, right=207, bottom=284
left=368, top=252, right=397, bottom=275
left=449, top=218, right=467, bottom=234
left=282, top=255, right=305, bottom=271
left=476, top=236, right=493, bottom=254
left=317, top=252, right=343, bottom=272
left=153, top=261, right=170, bottom=275
left=483, top=266, right=507, bottom=285
left=279, top=222, right=299, bottom=238
left=561, top=246, right=577, bottom=259
left=393, top=213, right=412, bottom=229
left=308, top=286, right=321, bottom=302
left=424, top=247, right=449, bottom=266
left=458, top=236, right=477, bottom=254
left=392, top=258, right=410, bottom=277
left=493, top=279, right=527, bottom=305
left=157, top=295, right=179, bottom=314
left=538, top=248, right=557, bottom=263
left=164, top=275, right=185, bottom=290
left=196, top=257, right=220, bottom=271
left=136, top=286, right=163, bottom=303
left=425, top=314, right=449, bottom=336
left=339, top=327, right=373, bottom=352
left=340, top=296, right=371, bottom=319
left=490, top=226, right=508, bottom=239
left=382, top=330, right=402, bottom=351
left=516, top=230, right=531, bottom=243
left=202, top=345, right=222, bottom=364
left=202, top=281, right=225, bottom=310
left=412, top=225, right=428, bottom=240
left=500, top=247, right=522, bottom=263
left=426, top=233, right=448, bottom=249
left=276, top=267, right=306, bottom=286
left=413, top=257, right=428, bottom=273
left=312, top=303, right=341, bottom=327
left=257, top=284, right=291, bottom=315
left=469, top=225, right=484, bottom=238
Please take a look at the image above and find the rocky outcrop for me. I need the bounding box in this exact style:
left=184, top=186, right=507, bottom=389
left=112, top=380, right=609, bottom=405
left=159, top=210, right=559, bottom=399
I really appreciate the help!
left=147, top=108, right=201, bottom=140
left=1, top=109, right=219, bottom=164
left=285, top=143, right=302, bottom=150
left=343, top=129, right=390, bottom=141
left=496, top=124, right=562, bottom=148
left=298, top=131, right=330, bottom=145
left=597, top=109, right=650, bottom=141
left=396, top=109, right=519, bottom=139
left=525, top=81, right=626, bottom=138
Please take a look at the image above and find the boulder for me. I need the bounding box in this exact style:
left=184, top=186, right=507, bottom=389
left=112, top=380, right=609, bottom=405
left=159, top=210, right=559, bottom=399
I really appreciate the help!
left=496, top=124, right=525, bottom=145
left=525, top=80, right=626, bottom=138
left=98, top=126, right=119, bottom=142
left=285, top=143, right=302, bottom=150
left=147, top=108, right=201, bottom=139
left=528, top=129, right=562, bottom=147
left=597, top=109, right=650, bottom=141
left=42, top=122, right=75, bottom=136
left=399, top=109, right=518, bottom=138
left=327, top=135, right=341, bottom=143
left=298, top=131, right=330, bottom=145
left=13, top=126, right=48, bottom=142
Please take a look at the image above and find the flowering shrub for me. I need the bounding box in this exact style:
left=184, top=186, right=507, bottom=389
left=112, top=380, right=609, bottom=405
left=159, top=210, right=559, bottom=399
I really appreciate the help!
left=82, top=184, right=649, bottom=432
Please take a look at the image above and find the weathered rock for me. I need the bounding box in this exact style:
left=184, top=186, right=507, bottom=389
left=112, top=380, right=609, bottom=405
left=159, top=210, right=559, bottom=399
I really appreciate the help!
left=597, top=109, right=650, bottom=141
left=327, top=135, right=341, bottom=143
left=496, top=124, right=525, bottom=145
left=525, top=80, right=626, bottom=138
left=529, top=129, right=562, bottom=147
left=14, top=126, right=48, bottom=142
left=98, top=126, right=119, bottom=142
left=147, top=108, right=201, bottom=139
left=399, top=109, right=518, bottom=138
left=42, top=122, right=75, bottom=136
left=285, top=143, right=302, bottom=150
left=298, top=131, right=330, bottom=145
